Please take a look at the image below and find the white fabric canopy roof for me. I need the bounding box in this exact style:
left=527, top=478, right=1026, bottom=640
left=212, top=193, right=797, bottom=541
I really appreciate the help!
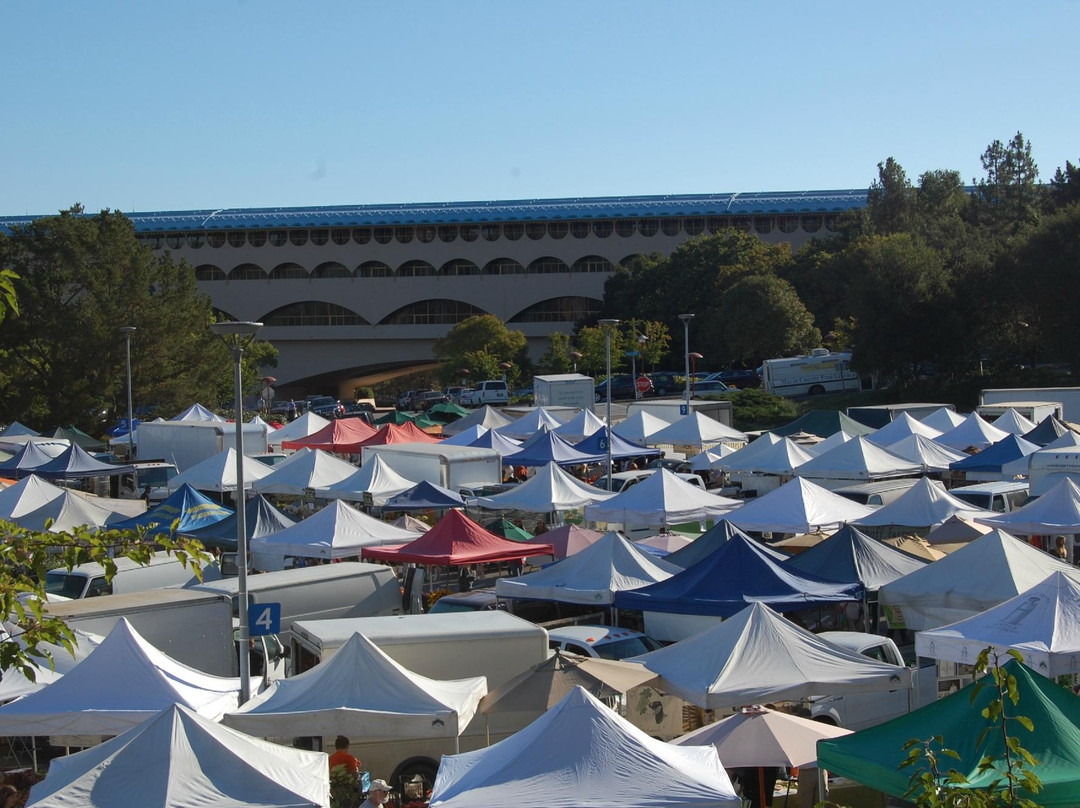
left=611, top=410, right=674, bottom=444
left=224, top=632, right=487, bottom=740
left=476, top=461, right=616, bottom=513
left=992, top=408, right=1038, bottom=435
left=552, top=408, right=607, bottom=442
left=725, top=436, right=813, bottom=475
left=715, top=432, right=783, bottom=471
left=268, top=411, right=331, bottom=446
left=584, top=469, right=740, bottom=526
left=316, top=454, right=417, bottom=504
left=915, top=571, right=1080, bottom=676
left=796, top=436, right=923, bottom=482
left=802, top=429, right=855, bottom=457
left=687, top=445, right=738, bottom=472
left=725, top=477, right=875, bottom=534
left=13, top=490, right=123, bottom=532
left=920, top=407, right=966, bottom=431
left=171, top=403, right=227, bottom=423
left=251, top=449, right=357, bottom=495
left=854, top=476, right=997, bottom=529
left=630, top=602, right=912, bottom=710
left=428, top=686, right=740, bottom=808
left=495, top=407, right=566, bottom=440
left=495, top=530, right=678, bottom=604
left=878, top=529, right=1080, bottom=630
left=883, top=433, right=969, bottom=473
left=166, top=447, right=274, bottom=493
left=250, top=499, right=419, bottom=559
left=439, top=424, right=489, bottom=446
left=0, top=474, right=67, bottom=520
left=0, top=619, right=239, bottom=736
left=27, top=703, right=329, bottom=808
left=0, top=630, right=104, bottom=704
left=441, top=405, right=513, bottom=436
left=935, top=412, right=1012, bottom=451
left=866, top=412, right=943, bottom=445
left=977, top=477, right=1080, bottom=534
left=646, top=411, right=748, bottom=449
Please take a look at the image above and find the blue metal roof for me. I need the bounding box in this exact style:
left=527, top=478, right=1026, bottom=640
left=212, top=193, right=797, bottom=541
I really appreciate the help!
left=0, top=189, right=868, bottom=235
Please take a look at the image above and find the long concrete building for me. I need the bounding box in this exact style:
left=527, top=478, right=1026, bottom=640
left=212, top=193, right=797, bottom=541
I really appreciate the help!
left=1, top=190, right=867, bottom=399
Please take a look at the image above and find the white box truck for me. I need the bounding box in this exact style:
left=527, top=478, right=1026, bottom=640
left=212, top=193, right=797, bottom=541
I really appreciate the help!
left=289, top=611, right=550, bottom=788
left=761, top=349, right=872, bottom=397
left=136, top=421, right=270, bottom=472
left=980, top=387, right=1080, bottom=422
left=43, top=551, right=218, bottom=599
left=976, top=400, right=1064, bottom=423
left=360, top=443, right=501, bottom=492
left=533, top=374, right=595, bottom=412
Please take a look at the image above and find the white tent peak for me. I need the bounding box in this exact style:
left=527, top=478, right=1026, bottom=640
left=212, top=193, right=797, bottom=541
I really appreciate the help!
left=920, top=407, right=966, bottom=431
left=883, top=433, right=969, bottom=473
left=726, top=476, right=875, bottom=534
left=552, top=408, right=607, bottom=442
left=611, top=410, right=675, bottom=444
left=646, top=410, right=748, bottom=448
left=854, top=476, right=996, bottom=530
left=992, top=408, right=1038, bottom=435
left=316, top=454, right=417, bottom=505
left=167, top=447, right=274, bottom=493
left=936, top=412, right=1012, bottom=451
left=252, top=448, right=357, bottom=495
left=585, top=468, right=740, bottom=527
left=796, top=436, right=923, bottom=481
left=866, top=412, right=943, bottom=445
left=476, top=461, right=615, bottom=513
left=171, top=403, right=226, bottom=423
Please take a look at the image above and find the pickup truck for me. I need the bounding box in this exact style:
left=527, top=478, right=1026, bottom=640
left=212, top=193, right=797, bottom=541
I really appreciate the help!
left=810, top=631, right=937, bottom=731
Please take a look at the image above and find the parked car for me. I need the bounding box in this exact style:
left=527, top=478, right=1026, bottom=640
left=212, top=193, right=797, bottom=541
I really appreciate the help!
left=595, top=374, right=649, bottom=402
left=452, top=387, right=475, bottom=405
left=649, top=372, right=681, bottom=397
left=306, top=395, right=344, bottom=418
left=547, top=625, right=663, bottom=661
left=706, top=369, right=761, bottom=389
left=459, top=380, right=510, bottom=407
left=415, top=390, right=450, bottom=411
left=396, top=390, right=416, bottom=410
left=689, top=380, right=731, bottom=396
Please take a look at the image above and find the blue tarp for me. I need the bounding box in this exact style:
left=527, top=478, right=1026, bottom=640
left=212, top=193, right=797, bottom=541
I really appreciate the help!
left=110, top=484, right=233, bottom=535
left=384, top=480, right=466, bottom=511
left=502, top=432, right=606, bottom=468
left=949, top=433, right=1040, bottom=474
left=573, top=427, right=662, bottom=460
left=614, top=533, right=863, bottom=617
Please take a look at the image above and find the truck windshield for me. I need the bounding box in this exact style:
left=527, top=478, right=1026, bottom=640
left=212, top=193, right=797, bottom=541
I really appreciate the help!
left=594, top=635, right=663, bottom=661
left=137, top=466, right=178, bottom=488
left=44, top=570, right=87, bottom=598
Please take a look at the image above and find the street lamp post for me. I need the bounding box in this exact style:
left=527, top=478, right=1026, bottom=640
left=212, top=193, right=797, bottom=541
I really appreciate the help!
left=598, top=319, right=620, bottom=490
left=570, top=351, right=582, bottom=373
left=689, top=352, right=703, bottom=398
left=209, top=320, right=263, bottom=705
left=120, top=327, right=136, bottom=460
left=678, top=313, right=695, bottom=402
left=635, top=334, right=648, bottom=399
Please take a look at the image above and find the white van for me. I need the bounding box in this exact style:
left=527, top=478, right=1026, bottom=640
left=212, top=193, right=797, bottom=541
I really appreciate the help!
left=186, top=562, right=401, bottom=638
left=547, top=625, right=662, bottom=660
left=43, top=552, right=217, bottom=599
left=950, top=481, right=1029, bottom=513
left=835, top=478, right=921, bottom=507
left=459, top=380, right=510, bottom=407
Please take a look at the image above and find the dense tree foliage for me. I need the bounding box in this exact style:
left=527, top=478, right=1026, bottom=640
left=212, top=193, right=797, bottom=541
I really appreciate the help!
left=432, top=314, right=531, bottom=386
left=0, top=208, right=276, bottom=431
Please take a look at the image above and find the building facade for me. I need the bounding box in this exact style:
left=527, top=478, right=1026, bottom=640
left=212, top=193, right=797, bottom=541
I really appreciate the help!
left=1, top=190, right=867, bottom=399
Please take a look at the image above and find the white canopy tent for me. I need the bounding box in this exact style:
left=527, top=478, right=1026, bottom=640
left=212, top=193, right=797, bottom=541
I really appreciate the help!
left=915, top=571, right=1080, bottom=676
left=883, top=433, right=969, bottom=473
left=166, top=447, right=274, bottom=493
left=0, top=630, right=104, bottom=704
left=977, top=477, right=1080, bottom=535
left=0, top=619, right=239, bottom=737
left=171, top=403, right=227, bottom=423
left=249, top=499, right=419, bottom=562
left=725, top=477, right=875, bottom=534
left=853, top=477, right=997, bottom=532
left=268, top=411, right=331, bottom=447
left=920, top=407, right=967, bottom=431
left=0, top=474, right=67, bottom=520
left=715, top=432, right=783, bottom=471
left=610, top=410, right=674, bottom=444
left=494, top=530, right=678, bottom=604
left=992, top=408, right=1038, bottom=435
left=315, top=454, right=417, bottom=505
left=646, top=411, right=748, bottom=451
left=687, top=445, right=738, bottom=472
left=629, top=602, right=912, bottom=710
left=439, top=424, right=489, bottom=446
left=475, top=461, right=616, bottom=513
left=795, top=436, right=923, bottom=485
left=251, top=448, right=357, bottom=495
left=878, top=529, right=1080, bottom=630
left=802, top=429, right=855, bottom=457
left=725, top=436, right=814, bottom=475
left=552, top=408, right=607, bottom=442
left=428, top=686, right=741, bottom=808
left=584, top=468, right=740, bottom=527
left=935, top=412, right=1012, bottom=451
left=494, top=408, right=566, bottom=440
left=13, top=490, right=124, bottom=533
left=224, top=632, right=487, bottom=743
left=441, top=405, right=513, bottom=436
left=865, top=412, right=943, bottom=445
left=27, top=703, right=330, bottom=808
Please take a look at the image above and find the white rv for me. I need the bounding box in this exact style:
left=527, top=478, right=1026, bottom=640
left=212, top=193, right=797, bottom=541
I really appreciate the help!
left=761, top=349, right=872, bottom=397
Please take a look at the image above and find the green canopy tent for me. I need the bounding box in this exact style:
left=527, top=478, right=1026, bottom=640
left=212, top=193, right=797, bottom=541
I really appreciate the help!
left=484, top=518, right=534, bottom=542
left=42, top=425, right=109, bottom=453
left=771, top=410, right=875, bottom=439
left=428, top=402, right=470, bottom=422
left=817, top=659, right=1080, bottom=808
left=374, top=410, right=442, bottom=430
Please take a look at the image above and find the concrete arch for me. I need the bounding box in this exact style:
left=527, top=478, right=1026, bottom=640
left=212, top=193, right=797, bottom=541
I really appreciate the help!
left=260, top=301, right=369, bottom=327
left=379, top=299, right=487, bottom=325
left=195, top=264, right=226, bottom=281
left=508, top=296, right=602, bottom=323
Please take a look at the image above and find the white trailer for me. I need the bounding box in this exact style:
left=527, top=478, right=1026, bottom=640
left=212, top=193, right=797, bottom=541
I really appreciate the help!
left=360, top=443, right=501, bottom=492
left=136, top=421, right=269, bottom=472
left=533, top=374, right=595, bottom=412
left=1027, top=449, right=1080, bottom=498
left=979, top=387, right=1080, bottom=422
left=289, top=611, right=550, bottom=789
left=761, top=349, right=871, bottom=397
left=976, top=400, right=1064, bottom=423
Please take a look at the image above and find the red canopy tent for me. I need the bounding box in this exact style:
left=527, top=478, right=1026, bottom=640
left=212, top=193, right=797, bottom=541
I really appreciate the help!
left=280, top=418, right=378, bottom=453
left=363, top=509, right=554, bottom=565
left=355, top=422, right=442, bottom=447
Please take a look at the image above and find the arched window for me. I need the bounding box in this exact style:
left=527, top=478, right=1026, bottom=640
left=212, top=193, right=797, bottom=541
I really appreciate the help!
left=247, top=230, right=267, bottom=247
left=684, top=218, right=705, bottom=236
left=186, top=232, right=205, bottom=249
left=227, top=231, right=247, bottom=248
left=509, top=296, right=602, bottom=323
left=396, top=226, right=414, bottom=244
left=398, top=260, right=436, bottom=277
left=440, top=259, right=480, bottom=276
left=459, top=224, right=479, bottom=242
left=353, top=227, right=371, bottom=245
left=207, top=231, right=226, bottom=248
left=141, top=234, right=164, bottom=250
left=503, top=222, right=524, bottom=241
left=269, top=263, right=308, bottom=280
left=614, top=219, right=635, bottom=237
left=778, top=215, right=799, bottom=234
left=592, top=220, right=613, bottom=238
left=570, top=221, right=590, bottom=239
left=312, top=262, right=352, bottom=279
left=373, top=227, right=393, bottom=245
left=416, top=226, right=436, bottom=243
left=310, top=229, right=329, bottom=246
left=547, top=221, right=568, bottom=239
left=331, top=228, right=351, bottom=245
left=526, top=222, right=546, bottom=240
left=358, top=261, right=392, bottom=278
left=268, top=230, right=288, bottom=247
left=660, top=218, right=681, bottom=236
left=262, top=301, right=368, bottom=327
left=483, top=258, right=526, bottom=275
left=802, top=215, right=822, bottom=233
left=618, top=254, right=646, bottom=268
left=571, top=255, right=614, bottom=273
left=195, top=264, right=226, bottom=281
left=638, top=218, right=659, bottom=236
left=381, top=299, right=487, bottom=325
left=754, top=216, right=774, bottom=235
left=481, top=224, right=500, bottom=241
left=438, top=225, right=458, bottom=243
left=528, top=257, right=570, bottom=274
left=229, top=263, right=267, bottom=281
left=288, top=229, right=308, bottom=247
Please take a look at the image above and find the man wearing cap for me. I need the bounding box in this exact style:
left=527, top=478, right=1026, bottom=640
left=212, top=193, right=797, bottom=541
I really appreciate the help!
left=360, top=779, right=393, bottom=808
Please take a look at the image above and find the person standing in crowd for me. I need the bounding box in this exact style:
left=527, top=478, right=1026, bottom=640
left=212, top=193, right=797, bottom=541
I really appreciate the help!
left=328, top=735, right=361, bottom=775
left=360, top=778, right=393, bottom=808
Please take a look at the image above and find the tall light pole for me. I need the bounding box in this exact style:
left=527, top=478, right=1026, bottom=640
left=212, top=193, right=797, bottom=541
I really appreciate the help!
left=210, top=320, right=263, bottom=705
left=689, top=352, right=703, bottom=398
left=636, top=334, right=648, bottom=398
left=570, top=351, right=582, bottom=373
left=598, top=319, right=620, bottom=489
left=120, top=327, right=136, bottom=460
left=679, top=313, right=695, bottom=402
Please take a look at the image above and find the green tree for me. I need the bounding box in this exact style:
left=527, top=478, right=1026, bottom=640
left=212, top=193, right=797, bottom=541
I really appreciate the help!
left=537, top=331, right=574, bottom=375
left=433, top=314, right=530, bottom=384
left=0, top=208, right=270, bottom=431
left=1048, top=159, right=1080, bottom=210
left=0, top=268, right=18, bottom=323
left=866, top=157, right=916, bottom=235
left=972, top=132, right=1043, bottom=236
left=719, top=275, right=821, bottom=362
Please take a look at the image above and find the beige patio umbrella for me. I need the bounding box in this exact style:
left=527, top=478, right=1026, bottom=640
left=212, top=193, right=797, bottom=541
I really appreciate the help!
left=882, top=534, right=947, bottom=561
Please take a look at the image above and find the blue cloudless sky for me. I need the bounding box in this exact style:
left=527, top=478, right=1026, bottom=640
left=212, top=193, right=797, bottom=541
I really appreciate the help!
left=3, top=1, right=1077, bottom=215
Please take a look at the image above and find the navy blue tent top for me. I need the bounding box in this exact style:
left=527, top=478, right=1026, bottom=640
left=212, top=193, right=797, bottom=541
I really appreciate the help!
left=783, top=524, right=926, bottom=591
left=1022, top=416, right=1072, bottom=447
left=182, top=494, right=295, bottom=549
left=384, top=480, right=465, bottom=511
left=573, top=427, right=661, bottom=460
left=0, top=442, right=58, bottom=477
left=110, top=483, right=233, bottom=535
left=663, top=519, right=777, bottom=569
left=34, top=443, right=133, bottom=479
left=502, top=432, right=606, bottom=468
left=949, top=433, right=1039, bottom=474
left=614, top=533, right=863, bottom=617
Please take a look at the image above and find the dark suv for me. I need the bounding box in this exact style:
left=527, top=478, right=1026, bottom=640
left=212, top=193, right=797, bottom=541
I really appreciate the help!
left=595, top=375, right=650, bottom=401
left=306, top=395, right=344, bottom=418
left=649, top=372, right=681, bottom=397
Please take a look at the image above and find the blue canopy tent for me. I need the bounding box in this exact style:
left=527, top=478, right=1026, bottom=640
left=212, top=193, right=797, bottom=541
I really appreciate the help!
left=0, top=441, right=60, bottom=478
left=502, top=432, right=606, bottom=468
left=105, top=417, right=141, bottom=438
left=614, top=533, right=863, bottom=617
left=949, top=433, right=1040, bottom=477
left=663, top=519, right=766, bottom=569
left=784, top=524, right=927, bottom=591
left=467, top=428, right=524, bottom=456
left=34, top=444, right=133, bottom=479
left=1022, top=415, right=1073, bottom=447
left=182, top=493, right=295, bottom=550
left=383, top=480, right=466, bottom=511
left=573, top=426, right=662, bottom=460
left=109, top=483, right=233, bottom=536
left=0, top=421, right=39, bottom=439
